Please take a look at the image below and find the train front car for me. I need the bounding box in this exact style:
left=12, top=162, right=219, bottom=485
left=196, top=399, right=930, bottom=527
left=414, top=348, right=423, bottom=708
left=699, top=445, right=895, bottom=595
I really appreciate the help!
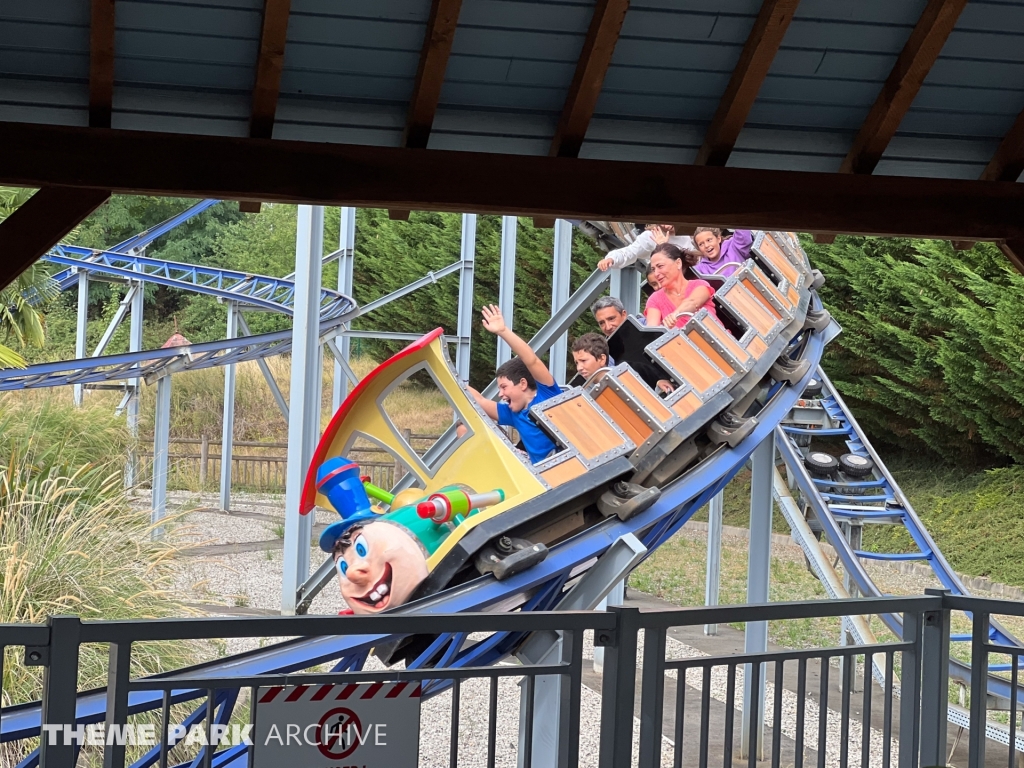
left=300, top=328, right=551, bottom=614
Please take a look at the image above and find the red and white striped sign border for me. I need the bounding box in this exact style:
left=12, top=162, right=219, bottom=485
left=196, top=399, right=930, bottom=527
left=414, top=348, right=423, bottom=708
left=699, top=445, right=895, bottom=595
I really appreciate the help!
left=258, top=681, right=422, bottom=705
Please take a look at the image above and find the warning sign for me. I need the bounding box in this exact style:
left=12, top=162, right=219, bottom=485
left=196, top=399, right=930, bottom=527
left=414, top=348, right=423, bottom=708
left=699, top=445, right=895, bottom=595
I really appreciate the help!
left=252, top=682, right=421, bottom=768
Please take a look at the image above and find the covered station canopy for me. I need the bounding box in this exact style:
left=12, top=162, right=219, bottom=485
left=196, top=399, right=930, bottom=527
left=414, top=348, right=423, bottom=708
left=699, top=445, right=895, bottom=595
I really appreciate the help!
left=2, top=0, right=1024, bottom=287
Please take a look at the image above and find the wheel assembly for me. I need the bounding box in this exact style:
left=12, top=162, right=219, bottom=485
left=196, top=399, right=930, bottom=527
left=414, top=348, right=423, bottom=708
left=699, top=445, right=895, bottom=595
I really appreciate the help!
left=804, top=451, right=838, bottom=477
left=802, top=378, right=823, bottom=397
left=838, top=453, right=874, bottom=478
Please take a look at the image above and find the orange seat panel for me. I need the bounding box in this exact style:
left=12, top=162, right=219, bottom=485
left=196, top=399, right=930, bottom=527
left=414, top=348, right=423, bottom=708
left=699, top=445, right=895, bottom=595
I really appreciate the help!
left=596, top=388, right=653, bottom=446
left=540, top=456, right=587, bottom=487
left=699, top=315, right=750, bottom=364
left=541, top=395, right=631, bottom=461
left=654, top=337, right=726, bottom=394
left=671, top=391, right=703, bottom=418
left=616, top=369, right=674, bottom=424
left=757, top=236, right=800, bottom=285
left=686, top=330, right=735, bottom=376
left=722, top=284, right=777, bottom=337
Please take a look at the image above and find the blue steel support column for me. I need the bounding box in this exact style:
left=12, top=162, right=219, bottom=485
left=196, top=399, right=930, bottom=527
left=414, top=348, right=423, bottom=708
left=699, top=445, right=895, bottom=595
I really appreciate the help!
left=73, top=269, right=88, bottom=407
left=610, top=265, right=641, bottom=316
left=125, top=263, right=145, bottom=487
left=332, top=207, right=356, bottom=411
left=497, top=215, right=517, bottom=367
left=741, top=434, right=773, bottom=760
left=219, top=302, right=238, bottom=511
left=550, top=220, right=572, bottom=384
left=151, top=373, right=172, bottom=539
left=704, top=490, right=724, bottom=635
left=455, top=214, right=476, bottom=383
left=282, top=205, right=324, bottom=615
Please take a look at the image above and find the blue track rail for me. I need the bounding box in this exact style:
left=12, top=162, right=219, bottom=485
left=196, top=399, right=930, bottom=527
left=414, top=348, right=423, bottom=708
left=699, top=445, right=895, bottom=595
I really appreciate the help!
left=0, top=201, right=357, bottom=391
left=776, top=366, right=1024, bottom=702
left=0, top=306, right=829, bottom=768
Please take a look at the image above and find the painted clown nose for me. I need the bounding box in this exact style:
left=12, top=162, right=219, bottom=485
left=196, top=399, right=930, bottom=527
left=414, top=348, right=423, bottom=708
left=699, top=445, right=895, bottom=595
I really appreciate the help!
left=316, top=457, right=373, bottom=521
left=416, top=489, right=506, bottom=524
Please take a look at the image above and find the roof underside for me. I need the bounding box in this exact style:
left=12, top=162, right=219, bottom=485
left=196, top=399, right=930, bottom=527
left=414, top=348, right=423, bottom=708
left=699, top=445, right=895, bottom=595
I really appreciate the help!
left=2, top=0, right=1023, bottom=183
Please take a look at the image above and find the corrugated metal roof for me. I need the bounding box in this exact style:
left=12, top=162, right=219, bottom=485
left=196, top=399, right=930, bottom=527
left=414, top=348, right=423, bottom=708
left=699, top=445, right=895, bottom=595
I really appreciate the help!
left=1, top=0, right=1023, bottom=181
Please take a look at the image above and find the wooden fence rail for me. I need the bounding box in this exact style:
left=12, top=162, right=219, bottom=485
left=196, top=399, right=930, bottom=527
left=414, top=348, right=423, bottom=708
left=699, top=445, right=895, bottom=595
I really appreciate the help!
left=139, top=433, right=441, bottom=493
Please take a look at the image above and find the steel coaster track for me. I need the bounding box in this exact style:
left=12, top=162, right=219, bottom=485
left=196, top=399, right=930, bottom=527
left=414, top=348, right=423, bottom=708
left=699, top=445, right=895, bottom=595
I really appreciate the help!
left=0, top=200, right=357, bottom=392
left=775, top=367, right=1024, bottom=711
left=0, top=305, right=829, bottom=768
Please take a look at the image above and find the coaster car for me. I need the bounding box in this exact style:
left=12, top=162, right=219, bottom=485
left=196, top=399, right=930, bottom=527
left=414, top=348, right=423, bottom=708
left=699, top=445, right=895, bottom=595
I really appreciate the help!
left=300, top=231, right=826, bottom=615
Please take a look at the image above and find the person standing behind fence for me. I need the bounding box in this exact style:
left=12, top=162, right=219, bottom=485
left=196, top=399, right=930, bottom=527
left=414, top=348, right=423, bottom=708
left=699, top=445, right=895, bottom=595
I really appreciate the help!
left=596, top=224, right=696, bottom=272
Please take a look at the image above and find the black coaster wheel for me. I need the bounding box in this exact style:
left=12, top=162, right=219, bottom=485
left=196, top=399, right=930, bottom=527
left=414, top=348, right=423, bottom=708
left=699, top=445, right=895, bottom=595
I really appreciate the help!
left=804, top=451, right=838, bottom=477
left=839, top=453, right=874, bottom=478
left=802, top=378, right=823, bottom=398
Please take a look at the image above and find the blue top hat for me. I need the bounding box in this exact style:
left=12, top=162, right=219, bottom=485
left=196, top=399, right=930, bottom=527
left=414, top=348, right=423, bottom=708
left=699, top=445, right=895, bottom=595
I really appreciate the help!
left=315, top=457, right=378, bottom=552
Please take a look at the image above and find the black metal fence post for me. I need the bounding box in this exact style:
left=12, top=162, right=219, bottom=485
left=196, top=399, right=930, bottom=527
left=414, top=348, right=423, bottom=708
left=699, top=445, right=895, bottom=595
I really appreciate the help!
left=920, top=590, right=951, bottom=768
left=899, top=608, right=923, bottom=768
left=39, top=615, right=81, bottom=768
left=599, top=606, right=638, bottom=768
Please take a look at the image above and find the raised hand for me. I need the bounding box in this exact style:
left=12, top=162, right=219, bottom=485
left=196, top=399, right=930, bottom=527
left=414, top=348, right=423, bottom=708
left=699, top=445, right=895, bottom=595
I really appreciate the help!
left=651, top=227, right=671, bottom=245
left=480, top=304, right=507, bottom=335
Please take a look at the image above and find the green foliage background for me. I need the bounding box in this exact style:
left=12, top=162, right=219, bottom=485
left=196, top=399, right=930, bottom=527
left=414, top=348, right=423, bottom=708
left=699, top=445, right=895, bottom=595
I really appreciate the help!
left=806, top=236, right=1024, bottom=466
left=38, top=200, right=602, bottom=388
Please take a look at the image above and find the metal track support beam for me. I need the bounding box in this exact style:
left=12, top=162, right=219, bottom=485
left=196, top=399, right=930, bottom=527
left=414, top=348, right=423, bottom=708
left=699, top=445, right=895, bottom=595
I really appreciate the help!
left=741, top=433, right=773, bottom=760
left=610, top=265, right=642, bottom=316
left=74, top=269, right=88, bottom=406
left=592, top=579, right=625, bottom=673
left=282, top=205, right=325, bottom=615
left=333, top=207, right=355, bottom=411
left=497, top=215, right=517, bottom=367
left=519, top=533, right=646, bottom=768
left=456, top=213, right=476, bottom=383
left=705, top=489, right=724, bottom=635
left=151, top=373, right=171, bottom=538
left=550, top=220, right=573, bottom=384
left=125, top=264, right=144, bottom=488
left=237, top=313, right=289, bottom=420
left=219, top=302, right=238, bottom=511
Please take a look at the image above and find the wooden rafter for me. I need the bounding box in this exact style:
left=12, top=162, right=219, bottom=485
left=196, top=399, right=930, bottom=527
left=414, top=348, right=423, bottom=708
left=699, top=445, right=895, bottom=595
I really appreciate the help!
left=3, top=122, right=1024, bottom=244
left=249, top=0, right=292, bottom=140
left=980, top=108, right=1024, bottom=182
left=403, top=0, right=463, bottom=150
left=694, top=0, right=801, bottom=167
left=0, top=187, right=111, bottom=291
left=89, top=0, right=116, bottom=128
left=549, top=0, right=631, bottom=159
left=999, top=240, right=1024, bottom=275
left=839, top=0, right=967, bottom=175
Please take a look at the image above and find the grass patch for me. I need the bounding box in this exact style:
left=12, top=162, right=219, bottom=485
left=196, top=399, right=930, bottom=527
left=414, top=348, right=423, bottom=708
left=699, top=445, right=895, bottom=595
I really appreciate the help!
left=629, top=520, right=841, bottom=651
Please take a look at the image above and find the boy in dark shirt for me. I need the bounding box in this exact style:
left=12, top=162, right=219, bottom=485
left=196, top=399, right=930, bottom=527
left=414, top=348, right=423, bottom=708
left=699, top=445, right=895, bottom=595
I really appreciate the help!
left=467, top=305, right=562, bottom=463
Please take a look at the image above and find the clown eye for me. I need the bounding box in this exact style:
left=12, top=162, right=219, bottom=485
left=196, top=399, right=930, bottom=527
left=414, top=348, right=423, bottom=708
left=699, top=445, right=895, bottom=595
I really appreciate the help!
left=354, top=535, right=369, bottom=559
left=336, top=559, right=348, bottom=578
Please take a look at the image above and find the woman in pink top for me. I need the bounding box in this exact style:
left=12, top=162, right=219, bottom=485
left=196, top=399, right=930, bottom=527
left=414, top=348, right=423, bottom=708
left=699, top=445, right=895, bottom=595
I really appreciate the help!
left=644, top=244, right=719, bottom=329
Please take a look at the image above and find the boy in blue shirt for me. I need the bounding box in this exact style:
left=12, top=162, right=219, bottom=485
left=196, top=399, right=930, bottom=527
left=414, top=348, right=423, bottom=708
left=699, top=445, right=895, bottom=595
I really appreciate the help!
left=467, top=304, right=562, bottom=463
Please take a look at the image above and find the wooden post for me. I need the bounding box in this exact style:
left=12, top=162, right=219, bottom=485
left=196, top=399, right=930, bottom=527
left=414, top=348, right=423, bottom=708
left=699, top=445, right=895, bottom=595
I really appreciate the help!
left=200, top=434, right=209, bottom=487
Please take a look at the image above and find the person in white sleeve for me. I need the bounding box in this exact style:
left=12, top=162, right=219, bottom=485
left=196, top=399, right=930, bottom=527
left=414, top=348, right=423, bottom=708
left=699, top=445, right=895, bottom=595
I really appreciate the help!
left=596, top=224, right=696, bottom=272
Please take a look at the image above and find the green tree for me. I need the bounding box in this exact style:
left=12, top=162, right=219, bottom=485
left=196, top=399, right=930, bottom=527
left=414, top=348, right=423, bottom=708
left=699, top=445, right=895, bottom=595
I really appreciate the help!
left=807, top=235, right=1024, bottom=465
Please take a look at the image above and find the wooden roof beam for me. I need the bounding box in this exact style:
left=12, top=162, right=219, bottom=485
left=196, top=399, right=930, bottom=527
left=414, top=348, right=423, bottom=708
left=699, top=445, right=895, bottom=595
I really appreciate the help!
left=390, top=0, right=464, bottom=219
left=550, top=0, right=630, bottom=159
left=89, top=0, right=115, bottom=128
left=0, top=187, right=111, bottom=291
left=981, top=108, right=1024, bottom=182
left=245, top=0, right=293, bottom=212
left=839, top=0, right=967, bottom=176
left=536, top=0, right=630, bottom=228
left=403, top=0, right=463, bottom=150
left=694, top=0, right=801, bottom=167
left=4, top=122, right=1024, bottom=245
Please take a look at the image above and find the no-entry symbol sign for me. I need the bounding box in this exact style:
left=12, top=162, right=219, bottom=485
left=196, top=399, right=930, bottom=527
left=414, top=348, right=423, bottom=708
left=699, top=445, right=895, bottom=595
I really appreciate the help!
left=252, top=682, right=421, bottom=768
